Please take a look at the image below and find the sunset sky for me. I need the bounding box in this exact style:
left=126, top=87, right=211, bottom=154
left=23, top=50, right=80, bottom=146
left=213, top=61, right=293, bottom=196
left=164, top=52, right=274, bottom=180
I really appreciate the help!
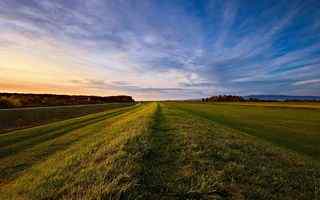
left=1, top=0, right=320, bottom=100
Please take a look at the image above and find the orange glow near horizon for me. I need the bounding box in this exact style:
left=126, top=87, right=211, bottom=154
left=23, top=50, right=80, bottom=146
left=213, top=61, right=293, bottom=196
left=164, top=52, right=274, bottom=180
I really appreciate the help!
left=0, top=45, right=108, bottom=96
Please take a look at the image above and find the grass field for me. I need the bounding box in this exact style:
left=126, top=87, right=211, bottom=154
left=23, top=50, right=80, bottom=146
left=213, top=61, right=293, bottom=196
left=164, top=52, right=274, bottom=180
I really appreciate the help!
left=0, top=102, right=319, bottom=199
left=0, top=103, right=133, bottom=134
left=170, top=102, right=320, bottom=160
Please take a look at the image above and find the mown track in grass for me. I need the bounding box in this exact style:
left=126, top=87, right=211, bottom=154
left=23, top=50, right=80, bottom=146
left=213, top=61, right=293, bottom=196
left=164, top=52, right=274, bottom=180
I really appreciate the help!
left=134, top=103, right=185, bottom=199
left=0, top=109, right=129, bottom=157
left=0, top=103, right=133, bottom=134
left=0, top=104, right=140, bottom=186
left=135, top=104, right=227, bottom=199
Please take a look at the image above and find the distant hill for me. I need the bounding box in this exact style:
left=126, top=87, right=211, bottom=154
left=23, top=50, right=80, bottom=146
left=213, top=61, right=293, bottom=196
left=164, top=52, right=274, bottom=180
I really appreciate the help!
left=0, top=93, right=134, bottom=109
left=244, top=95, right=320, bottom=101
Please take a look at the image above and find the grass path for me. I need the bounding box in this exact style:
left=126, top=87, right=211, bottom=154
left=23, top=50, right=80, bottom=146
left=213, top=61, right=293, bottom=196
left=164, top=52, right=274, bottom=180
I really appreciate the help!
left=136, top=104, right=227, bottom=199
left=135, top=103, right=183, bottom=198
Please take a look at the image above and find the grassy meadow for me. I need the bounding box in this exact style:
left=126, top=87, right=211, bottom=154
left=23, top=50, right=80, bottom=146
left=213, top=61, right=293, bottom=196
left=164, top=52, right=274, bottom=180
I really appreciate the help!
left=170, top=102, right=320, bottom=160
left=0, top=102, right=319, bottom=199
left=0, top=103, right=133, bottom=134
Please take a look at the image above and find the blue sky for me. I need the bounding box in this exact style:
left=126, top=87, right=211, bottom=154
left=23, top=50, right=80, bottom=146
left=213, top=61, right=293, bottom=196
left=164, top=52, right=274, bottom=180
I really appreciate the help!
left=0, top=0, right=320, bottom=100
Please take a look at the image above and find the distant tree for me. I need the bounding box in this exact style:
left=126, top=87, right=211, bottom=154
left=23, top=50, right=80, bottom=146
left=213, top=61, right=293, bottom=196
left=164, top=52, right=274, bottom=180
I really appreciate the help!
left=0, top=98, right=11, bottom=108
left=0, top=97, right=20, bottom=108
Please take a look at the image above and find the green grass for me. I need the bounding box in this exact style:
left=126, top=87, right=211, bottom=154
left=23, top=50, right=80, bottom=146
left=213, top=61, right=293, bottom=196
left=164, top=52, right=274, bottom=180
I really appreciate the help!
left=0, top=102, right=319, bottom=199
left=0, top=104, right=140, bottom=185
left=0, top=103, right=134, bottom=133
left=169, top=102, right=320, bottom=160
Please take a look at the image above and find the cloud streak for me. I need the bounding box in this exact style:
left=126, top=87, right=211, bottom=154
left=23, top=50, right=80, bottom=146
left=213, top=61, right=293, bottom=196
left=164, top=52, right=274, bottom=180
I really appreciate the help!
left=293, top=79, right=320, bottom=86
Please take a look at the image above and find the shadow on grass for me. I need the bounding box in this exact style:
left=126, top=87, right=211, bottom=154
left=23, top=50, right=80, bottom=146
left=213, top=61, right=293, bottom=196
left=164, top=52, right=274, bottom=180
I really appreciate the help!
left=135, top=104, right=226, bottom=199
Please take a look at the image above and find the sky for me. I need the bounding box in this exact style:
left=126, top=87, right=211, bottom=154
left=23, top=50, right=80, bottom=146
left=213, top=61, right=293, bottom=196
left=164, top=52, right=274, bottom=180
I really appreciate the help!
left=0, top=0, right=320, bottom=100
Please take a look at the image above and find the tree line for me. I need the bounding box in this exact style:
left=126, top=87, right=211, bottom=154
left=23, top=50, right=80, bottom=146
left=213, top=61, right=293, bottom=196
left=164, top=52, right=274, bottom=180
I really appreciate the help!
left=0, top=93, right=134, bottom=109
left=202, top=95, right=320, bottom=102
left=202, top=95, right=245, bottom=102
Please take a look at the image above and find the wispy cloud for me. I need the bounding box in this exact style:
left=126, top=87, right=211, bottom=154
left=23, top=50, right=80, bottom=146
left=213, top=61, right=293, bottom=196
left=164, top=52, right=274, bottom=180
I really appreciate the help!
left=293, top=79, right=320, bottom=86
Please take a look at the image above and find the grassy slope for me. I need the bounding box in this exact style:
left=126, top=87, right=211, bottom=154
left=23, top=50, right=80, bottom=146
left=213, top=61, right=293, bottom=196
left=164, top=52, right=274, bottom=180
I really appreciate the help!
left=0, top=103, right=133, bottom=134
left=169, top=102, right=320, bottom=160
left=0, top=102, right=319, bottom=199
